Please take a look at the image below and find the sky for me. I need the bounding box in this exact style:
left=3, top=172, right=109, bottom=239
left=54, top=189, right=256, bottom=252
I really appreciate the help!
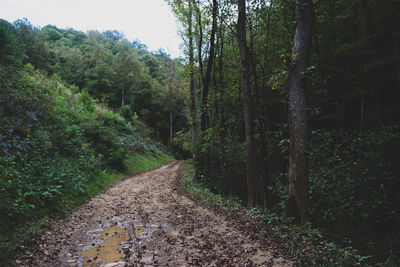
left=0, top=0, right=183, bottom=58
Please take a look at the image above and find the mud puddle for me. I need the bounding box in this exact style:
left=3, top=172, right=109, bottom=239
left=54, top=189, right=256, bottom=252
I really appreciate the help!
left=78, top=217, right=162, bottom=266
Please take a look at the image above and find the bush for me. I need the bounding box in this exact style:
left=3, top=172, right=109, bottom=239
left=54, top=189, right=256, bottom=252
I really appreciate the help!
left=119, top=104, right=133, bottom=121
left=308, top=126, right=400, bottom=261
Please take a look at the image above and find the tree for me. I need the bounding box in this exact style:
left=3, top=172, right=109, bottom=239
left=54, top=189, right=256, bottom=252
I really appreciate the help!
left=0, top=19, right=23, bottom=66
left=287, top=0, right=314, bottom=222
left=188, top=0, right=197, bottom=163
left=200, top=0, right=218, bottom=132
left=237, top=0, right=256, bottom=207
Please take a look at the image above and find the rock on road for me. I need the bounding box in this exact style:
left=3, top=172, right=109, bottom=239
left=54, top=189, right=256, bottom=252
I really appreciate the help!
left=12, top=161, right=292, bottom=266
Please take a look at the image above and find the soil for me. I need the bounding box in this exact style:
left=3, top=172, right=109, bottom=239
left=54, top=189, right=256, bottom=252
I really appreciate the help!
left=11, top=161, right=292, bottom=266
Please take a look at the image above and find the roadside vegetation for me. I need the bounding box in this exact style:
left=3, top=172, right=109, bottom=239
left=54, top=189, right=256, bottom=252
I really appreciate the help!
left=180, top=161, right=394, bottom=266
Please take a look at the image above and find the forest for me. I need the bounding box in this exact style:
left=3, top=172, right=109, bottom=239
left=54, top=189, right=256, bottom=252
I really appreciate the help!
left=0, top=0, right=399, bottom=265
left=167, top=0, right=399, bottom=264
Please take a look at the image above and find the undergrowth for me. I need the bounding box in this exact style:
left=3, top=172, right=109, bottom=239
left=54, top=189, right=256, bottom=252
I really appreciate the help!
left=180, top=160, right=397, bottom=266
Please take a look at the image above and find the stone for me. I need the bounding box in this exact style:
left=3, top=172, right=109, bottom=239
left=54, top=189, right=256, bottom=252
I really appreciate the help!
left=104, top=262, right=127, bottom=267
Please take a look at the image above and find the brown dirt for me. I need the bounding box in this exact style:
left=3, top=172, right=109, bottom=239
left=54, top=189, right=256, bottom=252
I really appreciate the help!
left=12, top=161, right=292, bottom=266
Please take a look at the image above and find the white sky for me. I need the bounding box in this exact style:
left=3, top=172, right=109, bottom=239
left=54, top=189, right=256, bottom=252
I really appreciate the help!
left=0, top=0, right=183, bottom=58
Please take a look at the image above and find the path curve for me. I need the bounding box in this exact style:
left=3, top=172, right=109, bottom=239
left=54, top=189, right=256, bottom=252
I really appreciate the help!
left=13, top=161, right=292, bottom=266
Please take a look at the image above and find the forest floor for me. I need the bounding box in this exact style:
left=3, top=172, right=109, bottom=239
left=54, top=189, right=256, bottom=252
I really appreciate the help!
left=11, top=161, right=292, bottom=267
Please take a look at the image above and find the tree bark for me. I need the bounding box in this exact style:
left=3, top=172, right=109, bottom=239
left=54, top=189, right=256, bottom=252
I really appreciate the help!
left=188, top=0, right=197, bottom=164
left=237, top=0, right=256, bottom=207
left=218, top=24, right=225, bottom=129
left=200, top=0, right=218, bottom=132
left=287, top=0, right=313, bottom=222
left=261, top=0, right=274, bottom=208
left=262, top=0, right=274, bottom=91
left=195, top=1, right=204, bottom=85
left=167, top=58, right=174, bottom=141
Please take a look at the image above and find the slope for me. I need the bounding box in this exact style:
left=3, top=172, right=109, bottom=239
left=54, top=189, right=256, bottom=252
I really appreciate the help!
left=0, top=64, right=172, bottom=263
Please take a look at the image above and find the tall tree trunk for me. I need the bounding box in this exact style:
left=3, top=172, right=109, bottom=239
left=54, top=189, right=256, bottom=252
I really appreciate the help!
left=218, top=25, right=225, bottom=129
left=237, top=0, right=256, bottom=207
left=262, top=0, right=274, bottom=91
left=200, top=0, right=218, bottom=132
left=167, top=58, right=174, bottom=141
left=395, top=28, right=400, bottom=95
left=170, top=111, right=173, bottom=141
left=121, top=85, right=125, bottom=107
left=249, top=18, right=270, bottom=207
left=212, top=56, right=218, bottom=125
left=195, top=1, right=204, bottom=85
left=287, top=0, right=313, bottom=222
left=188, top=0, right=197, bottom=164
left=261, top=0, right=274, bottom=208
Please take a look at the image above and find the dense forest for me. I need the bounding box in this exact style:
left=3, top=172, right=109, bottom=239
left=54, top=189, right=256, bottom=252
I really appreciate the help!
left=167, top=0, right=400, bottom=264
left=1, top=0, right=399, bottom=265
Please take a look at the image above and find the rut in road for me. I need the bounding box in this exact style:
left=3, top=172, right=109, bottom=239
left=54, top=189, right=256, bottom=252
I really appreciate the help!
left=13, top=161, right=292, bottom=266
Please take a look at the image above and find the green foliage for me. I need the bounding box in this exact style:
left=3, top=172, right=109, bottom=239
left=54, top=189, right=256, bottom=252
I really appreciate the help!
left=195, top=127, right=247, bottom=199
left=42, top=26, right=62, bottom=41
left=0, top=17, right=187, bottom=145
left=83, top=153, right=172, bottom=199
left=119, top=105, right=134, bottom=121
left=181, top=161, right=374, bottom=266
left=170, top=0, right=400, bottom=263
left=77, top=89, right=95, bottom=111
left=308, top=127, right=400, bottom=260
left=180, top=160, right=243, bottom=212
left=169, top=129, right=192, bottom=159
left=0, top=19, right=22, bottom=65
left=123, top=153, right=173, bottom=175
left=0, top=66, right=172, bottom=263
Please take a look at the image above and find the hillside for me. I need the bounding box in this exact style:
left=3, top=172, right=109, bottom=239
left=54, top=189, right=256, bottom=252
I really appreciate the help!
left=0, top=19, right=180, bottom=262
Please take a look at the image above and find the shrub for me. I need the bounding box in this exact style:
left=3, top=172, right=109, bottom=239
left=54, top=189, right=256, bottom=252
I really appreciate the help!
left=119, top=104, right=133, bottom=121
left=308, top=126, right=400, bottom=261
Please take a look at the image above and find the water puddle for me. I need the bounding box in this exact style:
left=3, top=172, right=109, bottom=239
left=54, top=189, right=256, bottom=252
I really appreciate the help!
left=78, top=218, right=162, bottom=266
left=80, top=225, right=131, bottom=266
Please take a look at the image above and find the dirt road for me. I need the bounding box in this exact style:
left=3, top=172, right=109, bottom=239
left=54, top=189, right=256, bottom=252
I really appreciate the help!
left=12, top=161, right=292, bottom=266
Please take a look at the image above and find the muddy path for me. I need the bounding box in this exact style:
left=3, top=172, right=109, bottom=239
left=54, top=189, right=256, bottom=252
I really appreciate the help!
left=12, top=161, right=292, bottom=266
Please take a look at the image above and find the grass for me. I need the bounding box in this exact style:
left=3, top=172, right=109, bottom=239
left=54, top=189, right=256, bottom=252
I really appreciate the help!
left=83, top=152, right=173, bottom=199
left=124, top=152, right=173, bottom=175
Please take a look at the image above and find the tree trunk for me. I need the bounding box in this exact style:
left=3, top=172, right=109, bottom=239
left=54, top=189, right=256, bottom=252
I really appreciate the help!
left=195, top=1, right=204, bottom=85
left=121, top=85, right=125, bottom=107
left=237, top=0, right=256, bottom=207
left=170, top=111, right=173, bottom=141
left=262, top=0, right=274, bottom=91
left=261, top=0, right=275, bottom=208
left=167, top=58, right=174, bottom=142
left=200, top=0, right=218, bottom=132
left=212, top=55, right=218, bottom=126
left=188, top=0, right=197, bottom=164
left=218, top=25, right=225, bottom=129
left=287, top=0, right=313, bottom=222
